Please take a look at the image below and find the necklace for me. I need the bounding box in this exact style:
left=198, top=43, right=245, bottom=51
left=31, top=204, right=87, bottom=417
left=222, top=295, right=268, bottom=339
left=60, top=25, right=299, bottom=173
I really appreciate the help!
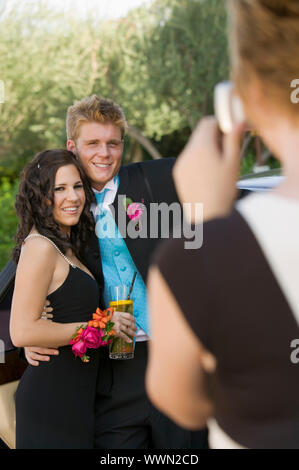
left=24, top=234, right=77, bottom=269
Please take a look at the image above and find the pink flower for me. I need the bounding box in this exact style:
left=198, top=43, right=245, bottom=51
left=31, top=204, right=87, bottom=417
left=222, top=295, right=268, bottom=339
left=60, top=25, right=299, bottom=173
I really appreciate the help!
left=71, top=340, right=88, bottom=358
left=81, top=326, right=104, bottom=349
left=127, top=202, right=143, bottom=221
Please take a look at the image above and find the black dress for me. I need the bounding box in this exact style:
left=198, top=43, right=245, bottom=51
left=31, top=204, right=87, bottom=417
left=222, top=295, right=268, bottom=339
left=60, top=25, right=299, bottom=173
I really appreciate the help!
left=16, top=264, right=101, bottom=449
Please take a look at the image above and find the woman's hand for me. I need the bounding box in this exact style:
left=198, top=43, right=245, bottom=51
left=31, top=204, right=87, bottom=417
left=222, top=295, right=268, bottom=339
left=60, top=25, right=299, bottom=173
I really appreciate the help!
left=173, top=116, right=246, bottom=223
left=112, top=311, right=137, bottom=342
left=24, top=346, right=59, bottom=366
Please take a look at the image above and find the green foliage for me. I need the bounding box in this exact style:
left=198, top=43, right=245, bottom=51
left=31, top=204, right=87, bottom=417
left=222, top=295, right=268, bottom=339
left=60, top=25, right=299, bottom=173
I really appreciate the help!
left=0, top=0, right=230, bottom=266
left=144, top=0, right=229, bottom=133
left=0, top=178, right=18, bottom=270
left=0, top=0, right=229, bottom=177
left=240, top=153, right=256, bottom=176
left=115, top=0, right=228, bottom=138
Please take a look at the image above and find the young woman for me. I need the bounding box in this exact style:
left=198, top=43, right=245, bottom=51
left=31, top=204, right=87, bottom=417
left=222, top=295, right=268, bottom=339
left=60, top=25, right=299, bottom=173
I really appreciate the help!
left=10, top=149, right=136, bottom=448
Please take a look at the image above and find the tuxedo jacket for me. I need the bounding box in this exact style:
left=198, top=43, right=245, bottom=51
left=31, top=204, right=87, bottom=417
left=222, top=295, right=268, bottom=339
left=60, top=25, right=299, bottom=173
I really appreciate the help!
left=82, top=157, right=180, bottom=307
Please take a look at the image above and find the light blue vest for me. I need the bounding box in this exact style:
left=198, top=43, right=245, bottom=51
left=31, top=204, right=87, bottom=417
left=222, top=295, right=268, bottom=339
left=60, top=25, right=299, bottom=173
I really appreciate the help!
left=95, top=178, right=149, bottom=335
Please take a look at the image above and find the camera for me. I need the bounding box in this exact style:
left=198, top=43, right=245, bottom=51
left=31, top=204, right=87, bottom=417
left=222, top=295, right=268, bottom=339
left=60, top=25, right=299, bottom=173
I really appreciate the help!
left=214, top=81, right=246, bottom=134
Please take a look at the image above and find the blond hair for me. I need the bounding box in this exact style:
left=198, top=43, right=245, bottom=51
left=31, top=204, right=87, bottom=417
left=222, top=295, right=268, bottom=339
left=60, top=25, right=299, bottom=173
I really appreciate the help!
left=66, top=95, right=127, bottom=141
left=228, top=0, right=299, bottom=116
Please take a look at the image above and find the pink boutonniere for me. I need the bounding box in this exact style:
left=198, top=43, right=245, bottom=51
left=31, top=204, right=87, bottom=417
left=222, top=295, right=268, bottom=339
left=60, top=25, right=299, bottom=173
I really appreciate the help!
left=123, top=197, right=145, bottom=231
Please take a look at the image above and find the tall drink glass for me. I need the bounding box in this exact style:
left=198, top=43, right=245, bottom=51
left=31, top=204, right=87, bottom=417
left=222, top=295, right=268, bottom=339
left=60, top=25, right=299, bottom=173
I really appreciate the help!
left=109, top=285, right=134, bottom=360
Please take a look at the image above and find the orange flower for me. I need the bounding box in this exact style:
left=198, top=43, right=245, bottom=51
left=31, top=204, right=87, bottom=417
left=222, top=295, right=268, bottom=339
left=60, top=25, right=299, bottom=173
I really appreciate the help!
left=72, top=327, right=84, bottom=343
left=88, top=307, right=114, bottom=329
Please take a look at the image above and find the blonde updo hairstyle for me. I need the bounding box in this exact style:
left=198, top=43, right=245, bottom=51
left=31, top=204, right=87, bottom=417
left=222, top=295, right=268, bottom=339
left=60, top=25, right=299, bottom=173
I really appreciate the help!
left=228, top=0, right=299, bottom=119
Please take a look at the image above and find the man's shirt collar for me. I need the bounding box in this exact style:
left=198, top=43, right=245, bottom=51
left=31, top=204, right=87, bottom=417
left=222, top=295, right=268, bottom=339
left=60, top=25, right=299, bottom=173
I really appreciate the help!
left=93, top=175, right=118, bottom=195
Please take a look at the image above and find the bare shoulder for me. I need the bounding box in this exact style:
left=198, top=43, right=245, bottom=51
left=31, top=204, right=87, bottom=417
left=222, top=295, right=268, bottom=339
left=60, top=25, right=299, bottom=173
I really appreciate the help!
left=19, top=234, right=59, bottom=269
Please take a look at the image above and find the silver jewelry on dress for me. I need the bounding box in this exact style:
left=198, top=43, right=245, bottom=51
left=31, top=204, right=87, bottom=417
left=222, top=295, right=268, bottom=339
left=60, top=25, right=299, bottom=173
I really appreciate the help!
left=24, top=234, right=77, bottom=268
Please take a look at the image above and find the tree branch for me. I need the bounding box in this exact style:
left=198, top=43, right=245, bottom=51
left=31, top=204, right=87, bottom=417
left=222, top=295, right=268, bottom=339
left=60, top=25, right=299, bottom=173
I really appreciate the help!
left=127, top=125, right=162, bottom=160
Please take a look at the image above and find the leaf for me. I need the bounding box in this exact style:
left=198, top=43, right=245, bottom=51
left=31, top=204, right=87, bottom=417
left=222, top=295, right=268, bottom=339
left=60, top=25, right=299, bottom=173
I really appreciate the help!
left=106, top=321, right=115, bottom=333
left=81, top=354, right=90, bottom=363
left=123, top=197, right=133, bottom=211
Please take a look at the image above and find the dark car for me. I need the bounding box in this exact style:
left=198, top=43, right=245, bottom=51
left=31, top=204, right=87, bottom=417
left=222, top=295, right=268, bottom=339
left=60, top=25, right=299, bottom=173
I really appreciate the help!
left=0, top=260, right=27, bottom=448
left=0, top=167, right=283, bottom=448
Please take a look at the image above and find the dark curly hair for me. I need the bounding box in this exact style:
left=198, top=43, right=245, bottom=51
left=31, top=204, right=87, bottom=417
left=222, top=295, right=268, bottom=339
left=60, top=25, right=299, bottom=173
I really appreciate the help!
left=13, top=149, right=95, bottom=264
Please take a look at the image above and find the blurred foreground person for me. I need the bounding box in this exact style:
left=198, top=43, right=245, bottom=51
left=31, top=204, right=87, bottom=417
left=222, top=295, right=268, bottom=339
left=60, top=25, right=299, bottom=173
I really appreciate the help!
left=147, top=0, right=299, bottom=449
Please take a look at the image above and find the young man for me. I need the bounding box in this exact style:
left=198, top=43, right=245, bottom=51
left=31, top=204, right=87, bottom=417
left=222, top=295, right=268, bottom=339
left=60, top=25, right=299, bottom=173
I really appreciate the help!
left=25, top=95, right=208, bottom=449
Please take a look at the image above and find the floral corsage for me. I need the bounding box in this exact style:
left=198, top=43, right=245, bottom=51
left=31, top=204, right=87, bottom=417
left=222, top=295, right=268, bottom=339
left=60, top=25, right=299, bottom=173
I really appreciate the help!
left=69, top=307, right=115, bottom=363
